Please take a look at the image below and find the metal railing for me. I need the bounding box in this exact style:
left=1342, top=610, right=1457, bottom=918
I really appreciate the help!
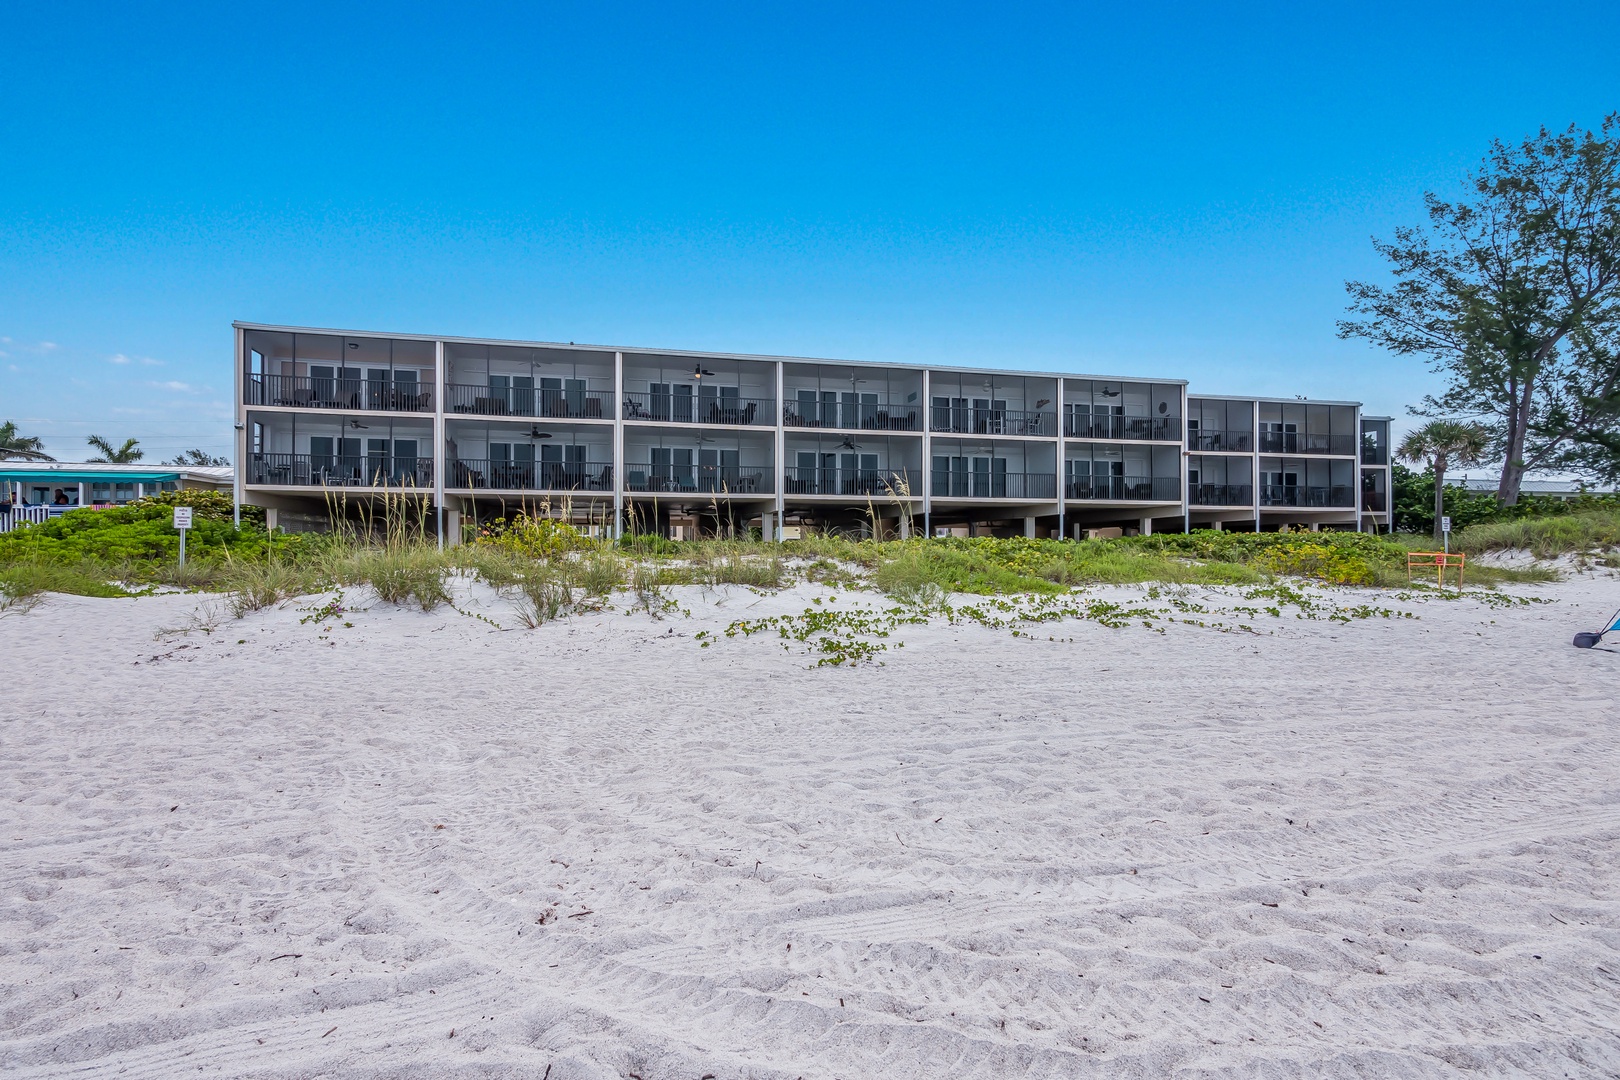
left=1187, top=429, right=1251, bottom=451
left=782, top=403, right=921, bottom=431
left=1189, top=483, right=1254, bottom=506
left=1065, top=414, right=1181, bottom=441
left=448, top=459, right=614, bottom=491
left=1362, top=491, right=1388, bottom=512
left=931, top=407, right=1057, bottom=437
left=247, top=453, right=434, bottom=488
left=623, top=467, right=772, bottom=495
left=1361, top=438, right=1389, bottom=465
left=444, top=383, right=613, bottom=419
left=783, top=467, right=920, bottom=496
left=1065, top=475, right=1182, bottom=501
left=0, top=505, right=59, bottom=533
left=247, top=373, right=434, bottom=412
left=930, top=471, right=1057, bottom=499
left=1260, top=484, right=1356, bottom=508
left=622, top=393, right=774, bottom=426
left=1257, top=432, right=1358, bottom=456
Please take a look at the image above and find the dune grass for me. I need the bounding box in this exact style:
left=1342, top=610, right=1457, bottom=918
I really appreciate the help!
left=1449, top=510, right=1620, bottom=560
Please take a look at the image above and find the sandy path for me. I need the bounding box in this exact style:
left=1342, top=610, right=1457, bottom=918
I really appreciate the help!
left=2, top=574, right=1618, bottom=1078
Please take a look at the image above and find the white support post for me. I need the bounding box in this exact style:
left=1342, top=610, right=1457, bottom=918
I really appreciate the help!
left=1024, top=516, right=1036, bottom=538
left=773, top=360, right=785, bottom=542
left=77, top=481, right=85, bottom=507
left=1056, top=376, right=1066, bottom=542
left=613, top=351, right=625, bottom=539
left=1139, top=516, right=1153, bottom=537
left=920, top=369, right=932, bottom=538
left=1253, top=399, right=1262, bottom=534
left=233, top=324, right=244, bottom=529
left=434, top=339, right=446, bottom=550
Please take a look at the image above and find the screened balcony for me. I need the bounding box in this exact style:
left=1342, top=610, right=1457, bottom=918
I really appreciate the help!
left=1065, top=443, right=1181, bottom=502
left=445, top=421, right=612, bottom=492
left=444, top=343, right=615, bottom=421
left=1186, top=398, right=1253, bottom=451
left=1361, top=418, right=1391, bottom=465
left=245, top=412, right=433, bottom=489
left=244, top=330, right=435, bottom=412
left=1188, top=454, right=1253, bottom=506
left=1064, top=380, right=1182, bottom=442
left=622, top=431, right=773, bottom=496
left=929, top=439, right=1057, bottom=500
left=1257, top=403, right=1358, bottom=456
left=784, top=434, right=922, bottom=497
left=929, top=373, right=1058, bottom=437
left=782, top=363, right=923, bottom=431
left=622, top=353, right=775, bottom=427
left=1259, top=457, right=1358, bottom=507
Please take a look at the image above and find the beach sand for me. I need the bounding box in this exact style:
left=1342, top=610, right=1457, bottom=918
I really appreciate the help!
left=2, top=572, right=1618, bottom=1078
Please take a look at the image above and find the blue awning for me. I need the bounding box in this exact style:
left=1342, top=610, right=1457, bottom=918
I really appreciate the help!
left=0, top=471, right=182, bottom=483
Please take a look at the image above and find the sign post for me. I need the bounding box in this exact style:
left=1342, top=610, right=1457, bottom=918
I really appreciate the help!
left=173, top=505, right=193, bottom=568
left=1441, top=515, right=1451, bottom=555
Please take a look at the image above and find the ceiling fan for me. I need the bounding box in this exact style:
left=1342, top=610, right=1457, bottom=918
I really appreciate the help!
left=690, top=364, right=716, bottom=380
left=837, top=435, right=862, bottom=450
left=348, top=419, right=368, bottom=429
left=527, top=426, right=553, bottom=440
left=1034, top=398, right=1051, bottom=409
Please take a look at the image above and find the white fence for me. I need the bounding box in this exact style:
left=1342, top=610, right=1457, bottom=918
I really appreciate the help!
left=0, top=505, right=60, bottom=534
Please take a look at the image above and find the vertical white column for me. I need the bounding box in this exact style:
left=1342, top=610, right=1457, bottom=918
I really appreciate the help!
left=1352, top=404, right=1363, bottom=535
left=1181, top=382, right=1190, bottom=535
left=77, top=482, right=85, bottom=506
left=920, top=370, right=932, bottom=537
left=1253, top=399, right=1262, bottom=533
left=1055, top=377, right=1066, bottom=541
left=774, top=360, right=785, bottom=541
left=612, top=351, right=625, bottom=539
left=434, top=340, right=447, bottom=550
left=233, top=325, right=244, bottom=528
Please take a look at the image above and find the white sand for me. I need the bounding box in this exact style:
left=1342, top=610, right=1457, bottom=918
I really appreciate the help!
left=3, top=572, right=1619, bottom=1078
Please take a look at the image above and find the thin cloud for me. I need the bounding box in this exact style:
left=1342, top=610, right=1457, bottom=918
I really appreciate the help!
left=153, top=380, right=200, bottom=393
left=108, top=354, right=131, bottom=364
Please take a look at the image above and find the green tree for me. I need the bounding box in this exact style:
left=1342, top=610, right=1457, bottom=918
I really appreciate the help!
left=0, top=421, right=53, bottom=461
left=165, top=449, right=229, bottom=467
left=1339, top=116, right=1620, bottom=504
left=86, top=435, right=144, bottom=463
left=1397, top=420, right=1491, bottom=543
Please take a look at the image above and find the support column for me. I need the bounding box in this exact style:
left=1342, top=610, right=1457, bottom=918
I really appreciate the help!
left=1024, top=515, right=1037, bottom=538
left=433, top=339, right=446, bottom=550
left=773, top=360, right=785, bottom=543
left=233, top=324, right=244, bottom=529
left=613, top=350, right=625, bottom=539
left=920, top=369, right=932, bottom=538
left=1139, top=516, right=1153, bottom=537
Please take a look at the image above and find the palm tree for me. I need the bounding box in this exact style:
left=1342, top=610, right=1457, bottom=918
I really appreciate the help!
left=0, top=421, right=53, bottom=461
left=86, top=435, right=144, bottom=464
left=1396, top=420, right=1491, bottom=543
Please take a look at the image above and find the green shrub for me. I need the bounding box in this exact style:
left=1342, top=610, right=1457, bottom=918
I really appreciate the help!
left=0, top=502, right=292, bottom=567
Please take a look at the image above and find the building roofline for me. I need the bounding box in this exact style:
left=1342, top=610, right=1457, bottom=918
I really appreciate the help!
left=1187, top=392, right=1365, bottom=407
left=233, top=321, right=1190, bottom=387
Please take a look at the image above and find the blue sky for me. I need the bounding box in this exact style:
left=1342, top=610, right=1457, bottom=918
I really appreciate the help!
left=2, top=1, right=1617, bottom=461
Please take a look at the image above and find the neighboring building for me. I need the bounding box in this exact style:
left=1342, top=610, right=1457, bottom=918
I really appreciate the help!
left=1457, top=477, right=1618, bottom=500
left=233, top=322, right=1374, bottom=539
left=0, top=462, right=233, bottom=532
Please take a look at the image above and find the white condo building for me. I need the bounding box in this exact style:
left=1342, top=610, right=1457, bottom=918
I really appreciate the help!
left=233, top=323, right=1393, bottom=540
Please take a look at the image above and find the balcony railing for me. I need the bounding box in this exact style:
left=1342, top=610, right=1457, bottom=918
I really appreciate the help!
left=1361, top=439, right=1389, bottom=465
left=930, top=471, right=1057, bottom=500
left=1362, top=491, right=1388, bottom=512
left=1260, top=484, right=1356, bottom=508
left=247, top=373, right=433, bottom=412
left=1187, top=429, right=1251, bottom=452
left=784, top=467, right=921, bottom=496
left=248, top=453, right=434, bottom=488
left=931, top=408, right=1057, bottom=437
left=1190, top=483, right=1254, bottom=506
left=624, top=467, right=772, bottom=495
left=1065, top=476, right=1182, bottom=501
left=1257, top=432, right=1357, bottom=456
left=445, top=383, right=613, bottom=419
left=448, top=459, right=613, bottom=491
left=1065, top=415, right=1182, bottom=442
left=783, top=403, right=920, bottom=431
left=622, top=393, right=774, bottom=426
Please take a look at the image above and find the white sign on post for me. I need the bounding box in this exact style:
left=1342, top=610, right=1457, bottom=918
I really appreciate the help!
left=1440, top=515, right=1451, bottom=533
left=173, top=506, right=193, bottom=568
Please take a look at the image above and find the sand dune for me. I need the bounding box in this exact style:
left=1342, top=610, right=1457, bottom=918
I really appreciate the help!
left=3, top=573, right=1619, bottom=1078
